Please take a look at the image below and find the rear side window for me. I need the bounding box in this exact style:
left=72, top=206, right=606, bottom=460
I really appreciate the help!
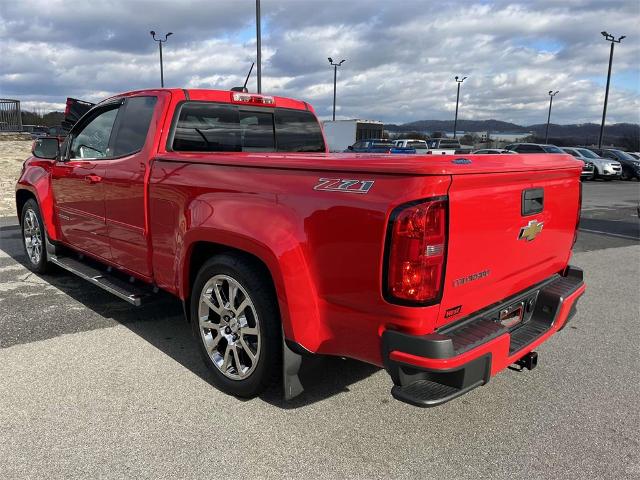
left=171, top=102, right=325, bottom=153
left=113, top=96, right=157, bottom=156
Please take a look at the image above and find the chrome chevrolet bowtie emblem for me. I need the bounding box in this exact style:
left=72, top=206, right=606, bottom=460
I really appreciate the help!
left=518, top=220, right=544, bottom=242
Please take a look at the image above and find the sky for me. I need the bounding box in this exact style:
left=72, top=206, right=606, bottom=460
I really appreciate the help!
left=1, top=0, right=639, bottom=126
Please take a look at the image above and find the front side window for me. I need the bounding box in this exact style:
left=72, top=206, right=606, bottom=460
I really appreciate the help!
left=70, top=107, right=119, bottom=159
left=112, top=96, right=158, bottom=156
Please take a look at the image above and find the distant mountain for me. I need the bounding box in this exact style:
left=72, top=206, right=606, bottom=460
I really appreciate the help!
left=385, top=119, right=639, bottom=140
left=526, top=122, right=639, bottom=139
left=385, top=119, right=526, bottom=133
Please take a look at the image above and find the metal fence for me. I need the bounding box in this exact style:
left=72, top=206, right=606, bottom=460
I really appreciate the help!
left=0, top=99, right=23, bottom=132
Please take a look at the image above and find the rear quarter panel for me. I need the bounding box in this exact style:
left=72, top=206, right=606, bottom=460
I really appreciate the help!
left=148, top=159, right=450, bottom=364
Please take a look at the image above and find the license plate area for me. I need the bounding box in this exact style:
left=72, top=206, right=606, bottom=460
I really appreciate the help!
left=486, top=291, right=539, bottom=330
left=499, top=302, right=524, bottom=328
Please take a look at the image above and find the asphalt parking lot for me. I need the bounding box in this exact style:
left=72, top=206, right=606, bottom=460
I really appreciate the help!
left=0, top=181, right=638, bottom=479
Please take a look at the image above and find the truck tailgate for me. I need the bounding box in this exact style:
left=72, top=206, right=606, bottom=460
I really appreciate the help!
left=436, top=168, right=580, bottom=327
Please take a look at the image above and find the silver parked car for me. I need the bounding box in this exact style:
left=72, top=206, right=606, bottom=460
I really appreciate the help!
left=559, top=147, right=595, bottom=180
left=563, top=147, right=622, bottom=181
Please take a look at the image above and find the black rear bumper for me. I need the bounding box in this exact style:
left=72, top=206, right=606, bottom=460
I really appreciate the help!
left=382, top=266, right=585, bottom=407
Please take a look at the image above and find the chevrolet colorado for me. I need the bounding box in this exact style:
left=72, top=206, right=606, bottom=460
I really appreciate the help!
left=17, top=88, right=585, bottom=407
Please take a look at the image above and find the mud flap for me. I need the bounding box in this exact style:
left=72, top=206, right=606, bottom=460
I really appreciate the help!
left=282, top=331, right=304, bottom=401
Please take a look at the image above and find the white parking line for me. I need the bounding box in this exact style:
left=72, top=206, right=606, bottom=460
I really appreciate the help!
left=579, top=228, right=639, bottom=241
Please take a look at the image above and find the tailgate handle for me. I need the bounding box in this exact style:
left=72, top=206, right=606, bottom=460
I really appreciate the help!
left=522, top=188, right=544, bottom=216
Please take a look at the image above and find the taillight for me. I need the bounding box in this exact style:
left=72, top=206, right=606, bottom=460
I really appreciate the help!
left=572, top=181, right=582, bottom=246
left=385, top=198, right=448, bottom=304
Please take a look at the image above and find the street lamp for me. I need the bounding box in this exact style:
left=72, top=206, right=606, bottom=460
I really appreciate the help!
left=256, top=0, right=262, bottom=93
left=598, top=31, right=625, bottom=148
left=328, top=58, right=346, bottom=121
left=453, top=75, right=467, bottom=138
left=150, top=31, right=173, bottom=87
left=545, top=90, right=559, bottom=144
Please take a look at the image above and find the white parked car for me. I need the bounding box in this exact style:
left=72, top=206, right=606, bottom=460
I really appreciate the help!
left=564, top=147, right=622, bottom=181
left=393, top=139, right=429, bottom=153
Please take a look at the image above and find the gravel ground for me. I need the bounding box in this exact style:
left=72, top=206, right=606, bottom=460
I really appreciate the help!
left=0, top=140, right=31, bottom=216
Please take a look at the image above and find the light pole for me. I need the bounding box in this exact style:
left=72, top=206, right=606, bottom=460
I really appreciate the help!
left=328, top=58, right=345, bottom=121
left=453, top=76, right=467, bottom=138
left=545, top=90, right=559, bottom=144
left=256, top=0, right=262, bottom=93
left=150, top=31, right=173, bottom=87
left=598, top=31, right=625, bottom=148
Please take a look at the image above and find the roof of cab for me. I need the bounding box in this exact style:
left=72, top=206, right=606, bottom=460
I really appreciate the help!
left=101, top=88, right=313, bottom=112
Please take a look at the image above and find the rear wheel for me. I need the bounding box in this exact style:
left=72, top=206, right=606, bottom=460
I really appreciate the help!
left=190, top=254, right=281, bottom=398
left=21, top=199, right=49, bottom=273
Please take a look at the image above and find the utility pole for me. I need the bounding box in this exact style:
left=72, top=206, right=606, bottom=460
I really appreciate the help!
left=150, top=31, right=173, bottom=87
left=598, top=31, right=625, bottom=148
left=256, top=0, right=262, bottom=93
left=453, top=76, right=467, bottom=138
left=545, top=90, right=559, bottom=144
left=328, top=58, right=346, bottom=121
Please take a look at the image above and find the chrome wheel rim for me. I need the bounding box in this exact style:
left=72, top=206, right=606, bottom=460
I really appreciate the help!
left=23, top=209, right=43, bottom=265
left=198, top=274, right=261, bottom=380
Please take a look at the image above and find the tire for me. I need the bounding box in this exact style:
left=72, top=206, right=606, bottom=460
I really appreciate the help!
left=190, top=254, right=281, bottom=398
left=21, top=199, right=49, bottom=273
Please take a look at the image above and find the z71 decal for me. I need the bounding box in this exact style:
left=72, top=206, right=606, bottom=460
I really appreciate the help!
left=314, top=178, right=375, bottom=194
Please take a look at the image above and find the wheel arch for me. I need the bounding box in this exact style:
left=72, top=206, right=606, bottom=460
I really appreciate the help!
left=15, top=188, right=37, bottom=224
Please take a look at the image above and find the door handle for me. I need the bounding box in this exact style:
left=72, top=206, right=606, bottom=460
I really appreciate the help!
left=85, top=174, right=102, bottom=184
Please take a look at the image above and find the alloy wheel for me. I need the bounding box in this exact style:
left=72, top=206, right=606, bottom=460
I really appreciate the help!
left=23, top=209, right=43, bottom=265
left=198, top=274, right=261, bottom=380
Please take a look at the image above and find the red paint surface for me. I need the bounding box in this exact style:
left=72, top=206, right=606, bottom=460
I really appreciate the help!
left=16, top=88, right=585, bottom=367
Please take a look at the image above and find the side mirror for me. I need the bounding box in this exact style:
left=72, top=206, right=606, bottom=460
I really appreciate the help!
left=347, top=145, right=354, bottom=150
left=32, top=137, right=60, bottom=160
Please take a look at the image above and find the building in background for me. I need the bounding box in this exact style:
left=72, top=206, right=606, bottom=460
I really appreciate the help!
left=323, top=119, right=384, bottom=152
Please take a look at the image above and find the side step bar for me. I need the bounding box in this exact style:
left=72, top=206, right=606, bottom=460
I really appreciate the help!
left=49, top=255, right=151, bottom=306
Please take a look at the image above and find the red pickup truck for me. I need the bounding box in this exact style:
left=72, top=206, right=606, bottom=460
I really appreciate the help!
left=17, top=88, right=585, bottom=407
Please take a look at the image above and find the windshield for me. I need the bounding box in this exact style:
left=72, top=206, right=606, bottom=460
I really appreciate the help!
left=611, top=150, right=636, bottom=161
left=576, top=148, right=600, bottom=159
left=407, top=141, right=427, bottom=148
left=372, top=142, right=394, bottom=148
left=542, top=145, right=563, bottom=153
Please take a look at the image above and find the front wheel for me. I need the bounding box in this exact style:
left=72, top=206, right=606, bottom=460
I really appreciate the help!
left=190, top=254, right=281, bottom=398
left=21, top=199, right=49, bottom=273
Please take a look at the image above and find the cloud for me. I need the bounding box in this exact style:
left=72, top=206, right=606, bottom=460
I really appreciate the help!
left=1, top=0, right=638, bottom=125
